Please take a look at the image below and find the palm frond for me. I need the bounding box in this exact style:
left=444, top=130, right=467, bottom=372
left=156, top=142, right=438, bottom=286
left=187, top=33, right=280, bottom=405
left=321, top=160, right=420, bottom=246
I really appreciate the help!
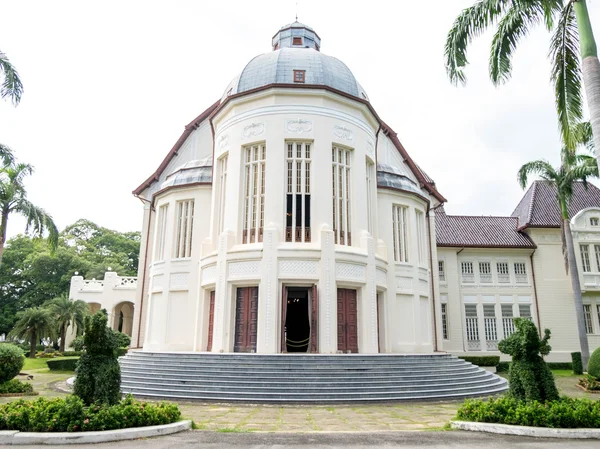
left=550, top=2, right=583, bottom=151
left=517, top=159, right=556, bottom=188
left=572, top=121, right=595, bottom=154
left=0, top=143, right=14, bottom=166
left=445, top=0, right=508, bottom=85
left=541, top=0, right=564, bottom=31
left=0, top=50, right=23, bottom=106
left=489, top=2, right=545, bottom=85
left=13, top=199, right=59, bottom=252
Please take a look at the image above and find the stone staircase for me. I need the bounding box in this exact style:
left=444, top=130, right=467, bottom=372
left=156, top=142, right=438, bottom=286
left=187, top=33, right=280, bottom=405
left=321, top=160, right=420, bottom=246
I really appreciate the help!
left=119, top=352, right=507, bottom=403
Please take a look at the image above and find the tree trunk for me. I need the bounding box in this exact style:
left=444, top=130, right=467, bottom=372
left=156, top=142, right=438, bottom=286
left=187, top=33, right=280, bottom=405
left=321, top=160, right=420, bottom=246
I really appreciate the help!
left=59, top=324, right=66, bottom=353
left=564, top=219, right=591, bottom=370
left=29, top=330, right=37, bottom=358
left=574, top=1, right=600, bottom=170
left=0, top=209, right=8, bottom=266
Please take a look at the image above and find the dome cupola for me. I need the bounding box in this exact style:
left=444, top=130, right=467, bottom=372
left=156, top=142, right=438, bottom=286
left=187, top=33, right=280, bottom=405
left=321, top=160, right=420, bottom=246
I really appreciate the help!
left=272, top=21, right=321, bottom=51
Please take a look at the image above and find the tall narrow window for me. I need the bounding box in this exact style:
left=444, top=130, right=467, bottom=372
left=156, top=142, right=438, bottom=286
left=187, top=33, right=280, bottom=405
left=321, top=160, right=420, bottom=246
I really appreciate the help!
left=175, top=199, right=194, bottom=258
left=441, top=303, right=449, bottom=340
left=218, top=155, right=228, bottom=234
left=155, top=204, right=168, bottom=261
left=392, top=205, right=408, bottom=262
left=464, top=304, right=480, bottom=351
left=597, top=304, right=600, bottom=331
left=366, top=159, right=374, bottom=235
left=501, top=304, right=515, bottom=338
left=483, top=304, right=498, bottom=350
left=286, top=142, right=311, bottom=242
left=416, top=210, right=425, bottom=264
left=514, top=262, right=527, bottom=283
left=479, top=262, right=492, bottom=283
left=581, top=245, right=591, bottom=272
left=438, top=260, right=446, bottom=282
left=584, top=304, right=593, bottom=334
left=461, top=262, right=474, bottom=283
left=243, top=144, right=266, bottom=244
left=591, top=217, right=599, bottom=226
left=497, top=262, right=510, bottom=283
left=595, top=245, right=600, bottom=272
left=332, top=146, right=351, bottom=245
left=518, top=304, right=532, bottom=320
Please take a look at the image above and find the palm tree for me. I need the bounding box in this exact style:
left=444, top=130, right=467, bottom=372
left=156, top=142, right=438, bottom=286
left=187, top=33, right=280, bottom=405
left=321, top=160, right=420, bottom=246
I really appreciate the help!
left=445, top=1, right=600, bottom=161
left=0, top=143, right=14, bottom=165
left=0, top=160, right=58, bottom=265
left=47, top=295, right=89, bottom=353
left=8, top=307, right=56, bottom=358
left=517, top=147, right=598, bottom=369
left=0, top=50, right=23, bottom=106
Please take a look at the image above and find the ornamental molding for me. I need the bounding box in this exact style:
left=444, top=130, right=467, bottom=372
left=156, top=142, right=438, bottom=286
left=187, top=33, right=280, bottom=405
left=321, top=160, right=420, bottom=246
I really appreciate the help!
left=366, top=139, right=375, bottom=158
left=397, top=277, right=413, bottom=291
left=336, top=262, right=366, bottom=280
left=242, top=122, right=265, bottom=139
left=170, top=272, right=189, bottom=290
left=573, top=232, right=600, bottom=241
left=201, top=265, right=217, bottom=284
left=229, top=260, right=261, bottom=278
left=286, top=118, right=313, bottom=134
left=218, top=134, right=229, bottom=151
left=333, top=125, right=353, bottom=141
left=279, top=260, right=318, bottom=277
left=376, top=268, right=387, bottom=287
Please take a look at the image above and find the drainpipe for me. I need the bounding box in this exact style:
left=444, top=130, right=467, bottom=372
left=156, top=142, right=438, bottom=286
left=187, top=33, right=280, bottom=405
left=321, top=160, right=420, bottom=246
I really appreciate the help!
left=134, top=194, right=153, bottom=349
left=530, top=250, right=542, bottom=336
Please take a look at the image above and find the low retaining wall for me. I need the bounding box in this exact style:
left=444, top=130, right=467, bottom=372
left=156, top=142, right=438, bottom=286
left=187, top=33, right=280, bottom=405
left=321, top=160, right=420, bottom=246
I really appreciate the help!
left=451, top=421, right=600, bottom=439
left=0, top=420, right=191, bottom=445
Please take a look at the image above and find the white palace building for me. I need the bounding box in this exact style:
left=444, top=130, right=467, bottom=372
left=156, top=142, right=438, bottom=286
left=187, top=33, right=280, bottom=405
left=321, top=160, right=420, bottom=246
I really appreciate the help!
left=71, top=22, right=600, bottom=363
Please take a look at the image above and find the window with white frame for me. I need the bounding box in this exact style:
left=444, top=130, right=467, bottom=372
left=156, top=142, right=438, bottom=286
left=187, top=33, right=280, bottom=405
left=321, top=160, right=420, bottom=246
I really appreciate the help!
left=497, top=262, right=510, bottom=283
left=581, top=245, right=592, bottom=272
left=155, top=204, right=168, bottom=261
left=518, top=304, right=532, bottom=320
left=514, top=262, right=527, bottom=284
left=286, top=142, right=311, bottom=243
left=595, top=245, right=600, bottom=272
left=441, top=302, right=449, bottom=340
left=584, top=304, right=594, bottom=334
left=591, top=217, right=599, bottom=226
left=483, top=304, right=498, bottom=350
left=332, top=146, right=351, bottom=245
left=243, top=144, right=266, bottom=244
left=174, top=199, right=194, bottom=258
left=366, top=159, right=375, bottom=235
left=479, top=262, right=492, bottom=283
left=438, top=260, right=446, bottom=282
left=501, top=304, right=515, bottom=337
left=416, top=210, right=426, bottom=264
left=392, top=205, right=409, bottom=262
left=461, top=262, right=474, bottom=283
left=464, top=304, right=480, bottom=351
left=218, top=155, right=228, bottom=234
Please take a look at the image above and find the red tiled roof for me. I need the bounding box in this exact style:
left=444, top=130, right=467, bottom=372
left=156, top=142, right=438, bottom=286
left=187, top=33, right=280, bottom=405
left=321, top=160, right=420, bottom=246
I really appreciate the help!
left=511, top=181, right=600, bottom=229
left=436, top=211, right=535, bottom=248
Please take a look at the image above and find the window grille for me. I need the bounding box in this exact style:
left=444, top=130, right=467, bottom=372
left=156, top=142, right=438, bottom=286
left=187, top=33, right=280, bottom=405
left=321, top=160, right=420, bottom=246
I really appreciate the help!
left=155, top=204, right=168, bottom=261
left=584, top=304, right=593, bottom=334
left=461, top=262, right=474, bottom=283
left=483, top=305, right=498, bottom=350
left=332, top=147, right=351, bottom=245
left=501, top=304, right=515, bottom=338
left=518, top=304, right=532, bottom=320
left=581, top=245, right=592, bottom=273
left=497, top=262, right=510, bottom=283
left=392, top=205, right=409, bottom=262
left=595, top=245, right=600, bottom=273
left=465, top=304, right=480, bottom=351
left=438, top=260, right=445, bottom=282
left=514, top=262, right=527, bottom=283
left=591, top=217, right=599, bottom=226
left=285, top=142, right=311, bottom=242
left=441, top=303, right=449, bottom=340
left=479, top=262, right=492, bottom=283
left=243, top=144, right=266, bottom=244
left=174, top=200, right=194, bottom=258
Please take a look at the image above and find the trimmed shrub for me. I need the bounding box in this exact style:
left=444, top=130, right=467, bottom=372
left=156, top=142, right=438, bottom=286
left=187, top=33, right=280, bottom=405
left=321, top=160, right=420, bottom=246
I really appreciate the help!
left=62, top=351, right=83, bottom=357
left=0, top=344, right=25, bottom=384
left=47, top=358, right=79, bottom=371
left=588, top=347, right=600, bottom=379
left=117, top=347, right=128, bottom=357
left=71, top=336, right=84, bottom=352
left=0, top=379, right=35, bottom=395
left=496, top=361, right=510, bottom=373
left=113, top=331, right=131, bottom=348
left=457, top=396, right=600, bottom=428
left=571, top=352, right=583, bottom=375
left=460, top=356, right=500, bottom=367
left=498, top=318, right=559, bottom=402
left=0, top=395, right=181, bottom=432
left=74, top=311, right=121, bottom=405
left=546, top=362, right=573, bottom=371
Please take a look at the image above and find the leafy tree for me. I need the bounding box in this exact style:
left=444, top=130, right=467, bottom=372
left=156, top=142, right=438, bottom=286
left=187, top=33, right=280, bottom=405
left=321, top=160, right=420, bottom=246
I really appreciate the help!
left=74, top=310, right=121, bottom=405
left=8, top=307, right=56, bottom=358
left=0, top=144, right=14, bottom=165
left=498, top=318, right=559, bottom=402
left=0, top=50, right=23, bottom=106
left=518, top=148, right=598, bottom=369
left=0, top=344, right=24, bottom=384
left=46, top=295, right=89, bottom=353
left=444, top=0, right=600, bottom=159
left=0, top=159, right=58, bottom=266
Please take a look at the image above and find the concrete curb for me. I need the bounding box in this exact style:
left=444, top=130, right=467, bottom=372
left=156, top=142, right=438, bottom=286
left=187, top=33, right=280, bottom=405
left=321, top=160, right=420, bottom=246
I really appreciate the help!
left=0, top=420, right=191, bottom=445
left=451, top=420, right=600, bottom=439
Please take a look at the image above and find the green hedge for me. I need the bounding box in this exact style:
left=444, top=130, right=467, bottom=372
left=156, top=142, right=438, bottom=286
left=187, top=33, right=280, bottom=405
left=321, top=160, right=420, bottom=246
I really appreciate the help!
left=0, top=395, right=181, bottom=432
left=0, top=379, right=35, bottom=395
left=46, top=358, right=79, bottom=371
left=496, top=361, right=572, bottom=373
left=62, top=351, right=83, bottom=357
left=571, top=352, right=583, bottom=375
left=459, top=356, right=500, bottom=367
left=457, top=396, right=600, bottom=428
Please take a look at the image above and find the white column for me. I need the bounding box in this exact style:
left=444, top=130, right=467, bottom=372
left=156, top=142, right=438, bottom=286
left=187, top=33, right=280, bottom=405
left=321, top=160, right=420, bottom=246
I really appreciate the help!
left=319, top=224, right=337, bottom=353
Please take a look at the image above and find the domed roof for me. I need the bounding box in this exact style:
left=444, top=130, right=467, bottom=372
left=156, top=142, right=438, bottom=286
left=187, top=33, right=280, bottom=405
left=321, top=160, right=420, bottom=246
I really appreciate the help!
left=221, top=23, right=368, bottom=102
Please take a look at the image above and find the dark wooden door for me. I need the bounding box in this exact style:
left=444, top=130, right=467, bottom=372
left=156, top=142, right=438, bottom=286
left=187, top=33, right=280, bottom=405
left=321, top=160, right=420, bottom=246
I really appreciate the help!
left=337, top=288, right=358, bottom=353
left=234, top=287, right=258, bottom=352
left=206, top=291, right=215, bottom=352
left=310, top=285, right=318, bottom=353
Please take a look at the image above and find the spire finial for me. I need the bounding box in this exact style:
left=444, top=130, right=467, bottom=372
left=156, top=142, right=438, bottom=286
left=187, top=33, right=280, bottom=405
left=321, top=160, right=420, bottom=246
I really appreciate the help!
left=295, top=1, right=298, bottom=21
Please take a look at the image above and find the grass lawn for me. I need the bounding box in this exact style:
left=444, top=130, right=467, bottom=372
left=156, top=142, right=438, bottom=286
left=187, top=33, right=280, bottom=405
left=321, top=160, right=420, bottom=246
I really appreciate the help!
left=22, top=357, right=79, bottom=372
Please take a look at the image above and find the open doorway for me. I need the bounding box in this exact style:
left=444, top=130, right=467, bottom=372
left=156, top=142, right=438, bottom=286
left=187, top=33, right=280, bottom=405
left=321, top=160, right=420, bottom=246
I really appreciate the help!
left=285, top=288, right=310, bottom=352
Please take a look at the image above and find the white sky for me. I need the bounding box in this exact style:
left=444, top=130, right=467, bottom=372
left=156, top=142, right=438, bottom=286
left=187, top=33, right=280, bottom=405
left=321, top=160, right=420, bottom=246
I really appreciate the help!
left=1, top=0, right=599, bottom=240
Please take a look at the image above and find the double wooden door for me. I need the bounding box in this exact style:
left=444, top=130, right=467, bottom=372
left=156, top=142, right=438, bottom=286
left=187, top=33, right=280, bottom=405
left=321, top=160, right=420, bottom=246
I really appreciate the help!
left=234, top=287, right=258, bottom=352
left=337, top=288, right=358, bottom=353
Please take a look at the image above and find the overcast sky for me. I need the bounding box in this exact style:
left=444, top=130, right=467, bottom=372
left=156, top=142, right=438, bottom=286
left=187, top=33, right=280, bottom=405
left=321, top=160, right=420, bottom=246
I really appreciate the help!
left=1, top=0, right=599, bottom=240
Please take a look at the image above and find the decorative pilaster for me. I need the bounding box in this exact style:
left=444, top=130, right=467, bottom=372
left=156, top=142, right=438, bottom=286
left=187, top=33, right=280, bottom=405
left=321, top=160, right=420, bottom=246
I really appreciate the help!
left=320, top=224, right=336, bottom=353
